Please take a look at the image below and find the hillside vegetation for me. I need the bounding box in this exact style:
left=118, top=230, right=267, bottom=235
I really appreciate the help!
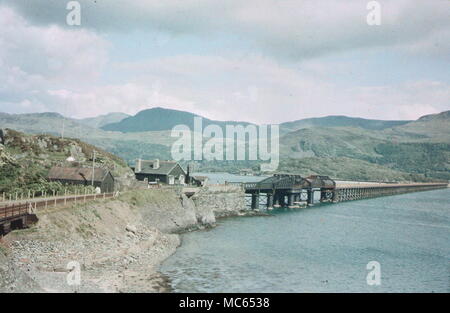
left=0, top=129, right=131, bottom=195
left=1, top=108, right=449, bottom=182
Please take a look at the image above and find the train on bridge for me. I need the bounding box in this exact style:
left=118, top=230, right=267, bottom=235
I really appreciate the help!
left=244, top=174, right=448, bottom=210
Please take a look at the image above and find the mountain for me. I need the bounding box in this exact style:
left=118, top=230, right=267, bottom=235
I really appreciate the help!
left=280, top=122, right=450, bottom=180
left=77, top=112, right=130, bottom=128
left=0, top=112, right=173, bottom=163
left=1, top=108, right=449, bottom=181
left=0, top=112, right=103, bottom=138
left=101, top=107, right=254, bottom=132
left=280, top=115, right=411, bottom=133
left=280, top=127, right=386, bottom=160
left=390, top=110, right=450, bottom=142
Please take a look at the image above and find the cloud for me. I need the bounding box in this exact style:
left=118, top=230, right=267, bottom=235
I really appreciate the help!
left=0, top=6, right=108, bottom=83
left=0, top=3, right=448, bottom=123
left=46, top=83, right=195, bottom=118
left=115, top=54, right=450, bottom=123
left=0, top=6, right=109, bottom=114
left=3, top=0, right=450, bottom=60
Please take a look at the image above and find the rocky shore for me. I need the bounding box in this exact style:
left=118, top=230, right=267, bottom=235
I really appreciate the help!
left=0, top=185, right=255, bottom=293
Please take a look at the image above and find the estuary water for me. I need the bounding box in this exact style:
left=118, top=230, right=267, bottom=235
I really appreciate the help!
left=161, top=188, right=450, bottom=292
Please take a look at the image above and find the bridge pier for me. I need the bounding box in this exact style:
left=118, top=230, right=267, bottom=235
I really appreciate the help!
left=273, top=193, right=280, bottom=207
left=294, top=194, right=300, bottom=205
left=0, top=221, right=10, bottom=235
left=288, top=193, right=295, bottom=208
left=266, top=193, right=274, bottom=209
left=251, top=194, right=260, bottom=210
left=276, top=193, right=286, bottom=207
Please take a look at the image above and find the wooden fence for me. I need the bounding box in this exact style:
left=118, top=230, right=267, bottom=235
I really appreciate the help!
left=0, top=192, right=117, bottom=221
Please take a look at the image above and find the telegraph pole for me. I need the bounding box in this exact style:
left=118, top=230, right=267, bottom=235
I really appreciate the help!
left=92, top=150, right=96, bottom=187
left=61, top=116, right=65, bottom=139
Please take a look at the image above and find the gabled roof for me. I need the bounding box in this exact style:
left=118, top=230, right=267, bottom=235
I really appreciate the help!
left=48, top=167, right=111, bottom=182
left=192, top=175, right=208, bottom=181
left=137, top=160, right=185, bottom=175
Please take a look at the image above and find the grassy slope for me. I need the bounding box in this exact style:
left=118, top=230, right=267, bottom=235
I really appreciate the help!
left=278, top=112, right=450, bottom=181
left=0, top=129, right=131, bottom=194
left=278, top=157, right=432, bottom=182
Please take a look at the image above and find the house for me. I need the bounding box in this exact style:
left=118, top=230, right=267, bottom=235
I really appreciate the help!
left=47, top=166, right=115, bottom=192
left=191, top=175, right=209, bottom=187
left=133, top=159, right=186, bottom=185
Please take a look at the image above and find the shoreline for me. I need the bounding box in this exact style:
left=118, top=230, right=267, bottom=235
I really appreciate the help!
left=0, top=187, right=265, bottom=293
left=155, top=209, right=271, bottom=293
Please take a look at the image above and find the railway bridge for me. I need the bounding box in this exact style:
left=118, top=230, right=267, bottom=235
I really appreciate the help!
left=0, top=192, right=116, bottom=236
left=0, top=202, right=38, bottom=236
left=244, top=174, right=448, bottom=210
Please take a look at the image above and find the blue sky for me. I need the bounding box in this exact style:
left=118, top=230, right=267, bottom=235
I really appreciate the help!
left=0, top=0, right=449, bottom=123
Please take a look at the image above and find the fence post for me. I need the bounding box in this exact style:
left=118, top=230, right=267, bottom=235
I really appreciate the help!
left=64, top=189, right=67, bottom=205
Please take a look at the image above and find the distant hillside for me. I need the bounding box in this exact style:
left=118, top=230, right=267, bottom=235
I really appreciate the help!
left=280, top=115, right=410, bottom=133
left=77, top=112, right=130, bottom=128
left=390, top=110, right=450, bottom=142
left=279, top=123, right=450, bottom=180
left=0, top=112, right=175, bottom=164
left=280, top=127, right=386, bottom=159
left=101, top=107, right=254, bottom=132
left=1, top=108, right=449, bottom=181
left=0, top=112, right=103, bottom=138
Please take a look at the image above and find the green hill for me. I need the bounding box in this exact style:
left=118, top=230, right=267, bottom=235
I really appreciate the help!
left=101, top=107, right=254, bottom=133
left=278, top=157, right=433, bottom=182
left=280, top=127, right=386, bottom=160
left=1, top=108, right=449, bottom=181
left=0, top=112, right=103, bottom=138
left=280, top=115, right=410, bottom=134
left=77, top=112, right=130, bottom=128
left=388, top=110, right=450, bottom=142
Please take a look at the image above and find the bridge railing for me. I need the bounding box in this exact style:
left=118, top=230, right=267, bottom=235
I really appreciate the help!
left=0, top=192, right=117, bottom=219
left=0, top=202, right=29, bottom=221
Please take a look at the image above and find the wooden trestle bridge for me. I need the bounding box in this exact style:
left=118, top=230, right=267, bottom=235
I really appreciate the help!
left=243, top=174, right=448, bottom=210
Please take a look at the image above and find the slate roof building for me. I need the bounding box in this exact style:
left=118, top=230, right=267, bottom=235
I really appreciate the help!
left=47, top=166, right=115, bottom=192
left=191, top=175, right=208, bottom=187
left=133, top=159, right=186, bottom=185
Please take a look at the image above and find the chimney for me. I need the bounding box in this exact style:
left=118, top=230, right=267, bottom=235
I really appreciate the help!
left=153, top=159, right=160, bottom=169
left=136, top=158, right=142, bottom=173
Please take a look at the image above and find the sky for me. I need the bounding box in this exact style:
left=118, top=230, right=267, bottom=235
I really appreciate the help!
left=0, top=0, right=449, bottom=124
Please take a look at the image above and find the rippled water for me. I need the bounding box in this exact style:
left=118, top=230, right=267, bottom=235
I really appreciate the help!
left=161, top=189, right=450, bottom=292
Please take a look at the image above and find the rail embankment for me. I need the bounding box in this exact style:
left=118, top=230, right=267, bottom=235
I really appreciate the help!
left=0, top=185, right=247, bottom=292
